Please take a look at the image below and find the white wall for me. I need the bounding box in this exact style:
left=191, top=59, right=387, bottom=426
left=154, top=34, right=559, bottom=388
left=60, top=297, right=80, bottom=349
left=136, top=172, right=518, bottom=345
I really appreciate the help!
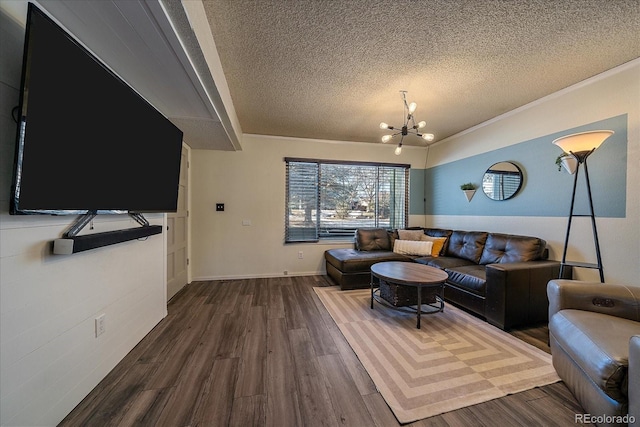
left=425, top=60, right=640, bottom=285
left=0, top=6, right=167, bottom=426
left=190, top=136, right=427, bottom=280
left=191, top=60, right=639, bottom=286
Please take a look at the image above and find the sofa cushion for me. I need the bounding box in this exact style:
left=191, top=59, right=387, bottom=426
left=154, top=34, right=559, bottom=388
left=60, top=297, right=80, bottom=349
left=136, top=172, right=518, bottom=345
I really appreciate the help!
left=325, top=248, right=408, bottom=273
left=355, top=228, right=392, bottom=251
left=550, top=309, right=637, bottom=401
left=414, top=256, right=475, bottom=270
left=479, top=233, right=547, bottom=264
left=445, top=231, right=488, bottom=263
left=424, top=228, right=453, bottom=238
left=445, top=265, right=487, bottom=296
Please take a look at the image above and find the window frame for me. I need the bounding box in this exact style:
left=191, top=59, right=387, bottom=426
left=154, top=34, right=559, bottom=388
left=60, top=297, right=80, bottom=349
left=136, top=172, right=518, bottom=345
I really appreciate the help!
left=284, top=157, right=410, bottom=243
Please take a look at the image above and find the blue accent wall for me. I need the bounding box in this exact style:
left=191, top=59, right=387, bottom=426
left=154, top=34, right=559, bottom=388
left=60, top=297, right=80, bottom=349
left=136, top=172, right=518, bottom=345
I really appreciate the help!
left=409, top=169, right=426, bottom=215
left=416, top=115, right=627, bottom=217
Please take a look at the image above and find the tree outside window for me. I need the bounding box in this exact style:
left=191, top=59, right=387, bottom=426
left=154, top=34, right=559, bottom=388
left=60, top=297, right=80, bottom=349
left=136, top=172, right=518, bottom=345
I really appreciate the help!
left=285, top=159, right=408, bottom=242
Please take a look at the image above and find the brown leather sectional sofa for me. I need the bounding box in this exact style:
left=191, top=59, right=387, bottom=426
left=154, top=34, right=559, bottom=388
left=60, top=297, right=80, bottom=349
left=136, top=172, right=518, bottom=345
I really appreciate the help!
left=325, top=227, right=571, bottom=330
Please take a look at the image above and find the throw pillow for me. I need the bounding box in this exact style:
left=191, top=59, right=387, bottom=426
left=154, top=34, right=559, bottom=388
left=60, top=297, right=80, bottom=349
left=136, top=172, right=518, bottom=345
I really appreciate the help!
left=422, top=235, right=448, bottom=257
left=397, top=229, right=426, bottom=241
left=393, top=239, right=433, bottom=256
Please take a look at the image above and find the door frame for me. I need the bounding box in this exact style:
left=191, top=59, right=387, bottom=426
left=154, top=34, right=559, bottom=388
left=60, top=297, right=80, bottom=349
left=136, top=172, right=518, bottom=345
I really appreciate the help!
left=164, top=142, right=191, bottom=305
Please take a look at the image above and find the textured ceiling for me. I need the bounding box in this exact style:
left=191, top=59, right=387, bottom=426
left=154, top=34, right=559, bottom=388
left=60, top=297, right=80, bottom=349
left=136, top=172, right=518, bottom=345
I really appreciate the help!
left=202, top=0, right=639, bottom=147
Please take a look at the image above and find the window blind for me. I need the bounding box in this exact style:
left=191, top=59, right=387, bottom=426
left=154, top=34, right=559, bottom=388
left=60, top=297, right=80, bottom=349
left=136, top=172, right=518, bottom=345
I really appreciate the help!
left=285, top=161, right=319, bottom=242
left=285, top=158, right=409, bottom=243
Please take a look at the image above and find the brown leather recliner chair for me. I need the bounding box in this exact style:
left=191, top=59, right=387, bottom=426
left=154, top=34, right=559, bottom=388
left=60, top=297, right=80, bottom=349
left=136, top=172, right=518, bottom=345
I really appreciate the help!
left=547, top=279, right=640, bottom=426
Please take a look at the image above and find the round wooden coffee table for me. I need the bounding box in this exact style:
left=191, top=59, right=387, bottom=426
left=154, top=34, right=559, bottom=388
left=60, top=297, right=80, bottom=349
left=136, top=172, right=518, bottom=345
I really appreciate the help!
left=370, top=262, right=448, bottom=329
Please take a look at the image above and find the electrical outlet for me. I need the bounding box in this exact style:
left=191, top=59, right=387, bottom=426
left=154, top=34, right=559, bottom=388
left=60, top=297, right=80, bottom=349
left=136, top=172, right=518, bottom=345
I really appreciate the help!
left=95, top=314, right=106, bottom=337
left=298, top=251, right=304, bottom=259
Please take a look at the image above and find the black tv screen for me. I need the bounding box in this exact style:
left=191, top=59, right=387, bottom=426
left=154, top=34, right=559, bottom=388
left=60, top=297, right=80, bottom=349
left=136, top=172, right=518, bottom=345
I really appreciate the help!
left=10, top=4, right=183, bottom=215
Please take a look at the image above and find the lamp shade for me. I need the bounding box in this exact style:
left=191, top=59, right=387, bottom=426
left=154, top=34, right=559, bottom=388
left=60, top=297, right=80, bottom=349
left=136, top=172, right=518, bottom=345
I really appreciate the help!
left=552, top=130, right=614, bottom=155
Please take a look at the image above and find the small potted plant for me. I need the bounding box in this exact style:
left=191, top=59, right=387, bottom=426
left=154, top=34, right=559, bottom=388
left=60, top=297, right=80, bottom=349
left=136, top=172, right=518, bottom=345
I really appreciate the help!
left=556, top=152, right=577, bottom=174
left=460, top=183, right=476, bottom=202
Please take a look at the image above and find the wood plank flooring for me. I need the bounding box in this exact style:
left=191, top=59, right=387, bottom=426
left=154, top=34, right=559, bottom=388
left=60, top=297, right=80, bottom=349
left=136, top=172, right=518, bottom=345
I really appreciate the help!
left=60, top=276, right=587, bottom=426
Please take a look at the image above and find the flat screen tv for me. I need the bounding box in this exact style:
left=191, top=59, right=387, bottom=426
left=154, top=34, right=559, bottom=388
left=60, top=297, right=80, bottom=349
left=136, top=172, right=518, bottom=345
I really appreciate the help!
left=10, top=3, right=183, bottom=215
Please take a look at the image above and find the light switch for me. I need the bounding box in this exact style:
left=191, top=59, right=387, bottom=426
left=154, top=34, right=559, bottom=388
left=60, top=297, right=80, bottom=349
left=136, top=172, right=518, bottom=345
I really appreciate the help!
left=242, top=219, right=252, bottom=226
left=216, top=203, right=224, bottom=211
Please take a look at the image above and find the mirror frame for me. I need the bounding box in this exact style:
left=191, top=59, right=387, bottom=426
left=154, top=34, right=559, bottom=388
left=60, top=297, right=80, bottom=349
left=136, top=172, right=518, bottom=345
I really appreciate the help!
left=482, top=161, right=523, bottom=201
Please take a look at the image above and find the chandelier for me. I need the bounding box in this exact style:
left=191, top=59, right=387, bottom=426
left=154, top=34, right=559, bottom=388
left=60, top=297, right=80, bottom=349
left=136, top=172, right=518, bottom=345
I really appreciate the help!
left=379, top=90, right=434, bottom=155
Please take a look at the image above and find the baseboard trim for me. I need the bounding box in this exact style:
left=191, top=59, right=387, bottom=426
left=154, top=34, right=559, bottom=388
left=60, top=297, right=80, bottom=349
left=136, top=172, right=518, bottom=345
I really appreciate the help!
left=192, top=270, right=325, bottom=281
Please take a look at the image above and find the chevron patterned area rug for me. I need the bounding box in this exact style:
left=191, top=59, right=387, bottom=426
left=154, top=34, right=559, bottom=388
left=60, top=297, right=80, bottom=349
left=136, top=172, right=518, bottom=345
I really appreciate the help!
left=314, top=287, right=560, bottom=424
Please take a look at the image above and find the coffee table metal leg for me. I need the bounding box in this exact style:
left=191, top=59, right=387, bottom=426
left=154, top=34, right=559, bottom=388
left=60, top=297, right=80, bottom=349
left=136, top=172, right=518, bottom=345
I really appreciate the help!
left=416, top=286, right=421, bottom=329
left=370, top=274, right=374, bottom=309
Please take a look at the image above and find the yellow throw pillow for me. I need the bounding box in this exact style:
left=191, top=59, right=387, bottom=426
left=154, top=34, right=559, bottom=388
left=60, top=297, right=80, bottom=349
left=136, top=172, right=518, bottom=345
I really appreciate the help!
left=423, top=235, right=447, bottom=257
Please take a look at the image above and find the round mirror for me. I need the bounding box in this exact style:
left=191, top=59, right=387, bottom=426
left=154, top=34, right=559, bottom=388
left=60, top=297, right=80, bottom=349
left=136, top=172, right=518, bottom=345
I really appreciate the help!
left=482, top=161, right=523, bottom=201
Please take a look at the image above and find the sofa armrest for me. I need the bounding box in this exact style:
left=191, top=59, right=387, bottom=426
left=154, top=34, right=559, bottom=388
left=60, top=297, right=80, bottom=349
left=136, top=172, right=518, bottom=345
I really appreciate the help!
left=484, top=260, right=564, bottom=330
left=547, top=280, right=640, bottom=323
left=487, top=260, right=564, bottom=272
left=630, top=335, right=640, bottom=425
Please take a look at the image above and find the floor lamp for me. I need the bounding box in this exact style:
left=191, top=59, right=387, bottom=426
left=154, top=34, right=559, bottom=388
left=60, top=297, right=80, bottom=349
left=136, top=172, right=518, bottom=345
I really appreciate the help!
left=552, top=130, right=614, bottom=283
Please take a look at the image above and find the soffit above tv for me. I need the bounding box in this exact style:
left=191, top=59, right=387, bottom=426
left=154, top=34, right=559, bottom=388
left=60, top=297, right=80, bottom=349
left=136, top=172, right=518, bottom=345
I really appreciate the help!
left=7, top=0, right=241, bottom=151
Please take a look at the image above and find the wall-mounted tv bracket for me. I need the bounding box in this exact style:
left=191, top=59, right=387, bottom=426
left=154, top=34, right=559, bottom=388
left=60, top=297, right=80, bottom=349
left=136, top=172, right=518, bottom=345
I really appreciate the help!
left=63, top=211, right=98, bottom=238
left=130, top=212, right=150, bottom=227
left=53, top=211, right=162, bottom=255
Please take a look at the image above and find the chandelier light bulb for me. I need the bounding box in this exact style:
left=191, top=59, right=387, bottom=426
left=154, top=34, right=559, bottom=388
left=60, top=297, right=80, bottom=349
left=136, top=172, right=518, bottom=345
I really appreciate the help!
left=394, top=145, right=403, bottom=155
left=381, top=134, right=393, bottom=143
left=422, top=133, right=435, bottom=141
left=408, top=102, right=417, bottom=114
left=379, top=122, right=389, bottom=129
left=417, top=121, right=427, bottom=129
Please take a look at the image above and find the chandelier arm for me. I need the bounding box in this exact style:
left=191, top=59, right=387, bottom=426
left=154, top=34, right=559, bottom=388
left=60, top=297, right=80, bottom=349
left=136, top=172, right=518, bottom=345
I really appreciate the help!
left=401, top=92, right=411, bottom=122
left=408, top=114, right=417, bottom=129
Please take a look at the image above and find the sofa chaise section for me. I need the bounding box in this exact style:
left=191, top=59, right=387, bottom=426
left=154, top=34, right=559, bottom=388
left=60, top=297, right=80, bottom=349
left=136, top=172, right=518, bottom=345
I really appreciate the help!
left=325, top=228, right=410, bottom=290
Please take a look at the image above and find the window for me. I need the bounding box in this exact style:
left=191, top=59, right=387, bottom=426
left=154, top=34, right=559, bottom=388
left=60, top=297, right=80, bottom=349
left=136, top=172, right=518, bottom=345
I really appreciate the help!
left=285, top=158, right=409, bottom=242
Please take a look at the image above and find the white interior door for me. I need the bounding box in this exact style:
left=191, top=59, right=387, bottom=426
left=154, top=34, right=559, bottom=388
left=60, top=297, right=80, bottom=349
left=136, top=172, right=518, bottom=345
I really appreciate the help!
left=167, top=144, right=189, bottom=301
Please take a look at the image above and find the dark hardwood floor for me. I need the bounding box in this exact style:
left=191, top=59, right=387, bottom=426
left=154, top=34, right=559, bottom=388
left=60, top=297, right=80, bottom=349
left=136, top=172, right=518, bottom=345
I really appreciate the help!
left=60, top=276, right=586, bottom=426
